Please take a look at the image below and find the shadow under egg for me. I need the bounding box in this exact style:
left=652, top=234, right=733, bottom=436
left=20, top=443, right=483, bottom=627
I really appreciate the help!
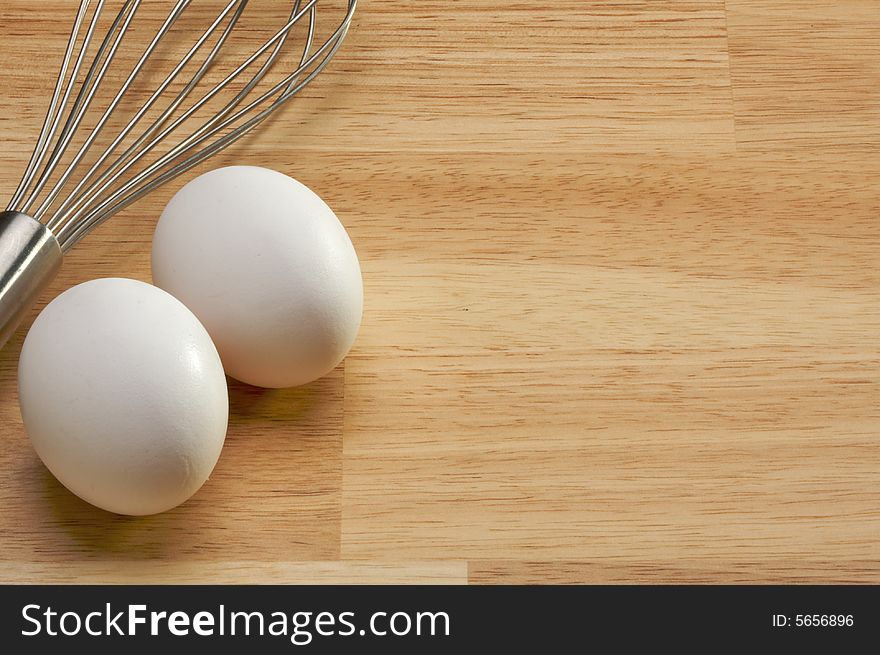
left=36, top=457, right=204, bottom=558
left=226, top=373, right=332, bottom=425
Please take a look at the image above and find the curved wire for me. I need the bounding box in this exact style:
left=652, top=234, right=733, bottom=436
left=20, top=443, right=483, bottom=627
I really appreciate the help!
left=7, top=0, right=94, bottom=210
left=50, top=0, right=310, bottom=232
left=46, top=0, right=251, bottom=228
left=7, top=0, right=357, bottom=251
left=56, top=1, right=324, bottom=243
left=20, top=0, right=146, bottom=216
left=27, top=0, right=186, bottom=218
left=62, top=12, right=346, bottom=249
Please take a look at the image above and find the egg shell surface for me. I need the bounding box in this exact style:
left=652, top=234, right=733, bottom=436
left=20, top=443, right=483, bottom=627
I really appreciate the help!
left=18, top=278, right=229, bottom=516
left=151, top=166, right=363, bottom=388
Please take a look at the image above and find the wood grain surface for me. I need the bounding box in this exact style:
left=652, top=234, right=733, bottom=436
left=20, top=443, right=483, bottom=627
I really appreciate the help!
left=0, top=0, right=877, bottom=584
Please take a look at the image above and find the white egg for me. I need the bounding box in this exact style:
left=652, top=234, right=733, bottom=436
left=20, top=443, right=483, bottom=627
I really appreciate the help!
left=151, top=166, right=363, bottom=389
left=18, top=278, right=228, bottom=516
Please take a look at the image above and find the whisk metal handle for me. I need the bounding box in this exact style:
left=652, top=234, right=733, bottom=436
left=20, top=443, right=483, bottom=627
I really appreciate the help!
left=0, top=212, right=62, bottom=349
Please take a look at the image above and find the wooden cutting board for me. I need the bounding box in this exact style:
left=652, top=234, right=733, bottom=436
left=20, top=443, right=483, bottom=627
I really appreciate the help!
left=0, top=0, right=877, bottom=584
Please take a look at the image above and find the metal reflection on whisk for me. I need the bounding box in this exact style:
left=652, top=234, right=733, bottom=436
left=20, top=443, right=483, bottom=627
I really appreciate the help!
left=0, top=0, right=356, bottom=348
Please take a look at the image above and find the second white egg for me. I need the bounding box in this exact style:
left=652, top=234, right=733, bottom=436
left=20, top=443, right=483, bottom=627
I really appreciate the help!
left=152, top=166, right=363, bottom=389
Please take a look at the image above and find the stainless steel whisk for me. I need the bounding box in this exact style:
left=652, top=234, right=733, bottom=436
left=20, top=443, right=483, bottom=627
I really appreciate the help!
left=0, top=0, right=356, bottom=348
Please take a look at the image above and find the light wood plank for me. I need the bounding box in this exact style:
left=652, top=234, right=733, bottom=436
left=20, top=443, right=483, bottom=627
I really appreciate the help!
left=726, top=0, right=880, bottom=152
left=2, top=561, right=466, bottom=585
left=340, top=152, right=879, bottom=569
left=468, top=560, right=880, bottom=584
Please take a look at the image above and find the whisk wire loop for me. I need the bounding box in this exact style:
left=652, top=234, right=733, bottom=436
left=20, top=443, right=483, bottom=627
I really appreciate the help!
left=5, top=0, right=356, bottom=251
left=8, top=0, right=96, bottom=210
left=51, top=0, right=314, bottom=238
left=46, top=0, right=247, bottom=227
left=61, top=0, right=344, bottom=247
left=23, top=0, right=144, bottom=217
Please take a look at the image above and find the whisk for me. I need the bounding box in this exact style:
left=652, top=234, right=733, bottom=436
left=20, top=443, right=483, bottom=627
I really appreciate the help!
left=0, top=0, right=356, bottom=348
